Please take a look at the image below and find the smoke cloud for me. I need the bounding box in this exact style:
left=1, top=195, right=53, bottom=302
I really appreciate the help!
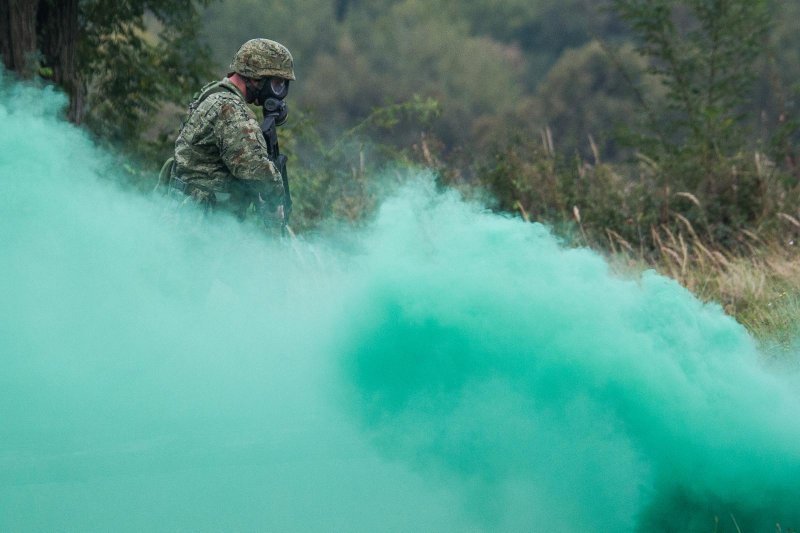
left=1, top=71, right=799, bottom=532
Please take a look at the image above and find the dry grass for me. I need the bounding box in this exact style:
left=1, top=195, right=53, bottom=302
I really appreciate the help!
left=605, top=226, right=800, bottom=352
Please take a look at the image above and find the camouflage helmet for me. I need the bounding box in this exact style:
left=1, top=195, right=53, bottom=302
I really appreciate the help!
left=229, top=38, right=296, bottom=81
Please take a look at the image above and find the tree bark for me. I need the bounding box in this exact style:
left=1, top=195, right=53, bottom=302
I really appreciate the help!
left=37, top=0, right=82, bottom=122
left=0, top=1, right=8, bottom=70
left=0, top=0, right=40, bottom=77
left=0, top=0, right=83, bottom=123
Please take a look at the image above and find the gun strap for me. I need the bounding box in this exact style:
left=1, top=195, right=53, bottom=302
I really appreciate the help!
left=194, top=81, right=236, bottom=107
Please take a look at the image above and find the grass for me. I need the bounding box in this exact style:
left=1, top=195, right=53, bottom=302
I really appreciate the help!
left=605, top=233, right=800, bottom=355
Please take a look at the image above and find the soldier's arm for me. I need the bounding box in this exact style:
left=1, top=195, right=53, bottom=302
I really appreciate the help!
left=214, top=100, right=284, bottom=205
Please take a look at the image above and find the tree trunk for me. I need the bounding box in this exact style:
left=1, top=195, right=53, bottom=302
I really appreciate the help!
left=0, top=1, right=8, bottom=70
left=0, top=0, right=83, bottom=123
left=37, top=0, right=82, bottom=122
left=0, top=0, right=40, bottom=78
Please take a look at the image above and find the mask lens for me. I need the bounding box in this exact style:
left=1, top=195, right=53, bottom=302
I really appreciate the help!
left=269, top=78, right=288, bottom=99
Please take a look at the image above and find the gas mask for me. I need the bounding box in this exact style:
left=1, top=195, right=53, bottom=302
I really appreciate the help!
left=247, top=77, right=290, bottom=126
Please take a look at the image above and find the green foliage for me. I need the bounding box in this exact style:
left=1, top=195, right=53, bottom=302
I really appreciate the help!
left=758, top=0, right=800, bottom=175
left=201, top=0, right=337, bottom=76
left=739, top=287, right=800, bottom=352
left=602, top=0, right=800, bottom=249
left=611, top=0, right=770, bottom=159
left=282, top=96, right=442, bottom=230
left=480, top=131, right=636, bottom=246
left=299, top=0, right=525, bottom=152
left=80, top=0, right=214, bottom=163
left=533, top=40, right=659, bottom=160
left=441, top=0, right=628, bottom=82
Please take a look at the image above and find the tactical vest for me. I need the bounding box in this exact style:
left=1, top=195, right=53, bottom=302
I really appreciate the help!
left=182, top=80, right=239, bottom=129
left=156, top=80, right=239, bottom=194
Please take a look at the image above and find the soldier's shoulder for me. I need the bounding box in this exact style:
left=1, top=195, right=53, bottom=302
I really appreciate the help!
left=200, top=91, right=252, bottom=121
left=201, top=90, right=245, bottom=109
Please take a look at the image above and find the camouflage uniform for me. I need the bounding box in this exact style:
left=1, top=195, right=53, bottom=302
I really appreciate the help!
left=171, top=77, right=283, bottom=219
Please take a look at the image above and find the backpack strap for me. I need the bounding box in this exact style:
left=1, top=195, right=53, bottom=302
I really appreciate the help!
left=176, top=80, right=239, bottom=140
left=193, top=80, right=237, bottom=107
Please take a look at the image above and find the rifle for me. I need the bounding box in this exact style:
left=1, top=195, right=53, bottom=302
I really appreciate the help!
left=260, top=98, right=292, bottom=236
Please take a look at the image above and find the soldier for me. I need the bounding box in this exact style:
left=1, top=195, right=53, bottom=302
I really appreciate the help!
left=165, top=38, right=295, bottom=226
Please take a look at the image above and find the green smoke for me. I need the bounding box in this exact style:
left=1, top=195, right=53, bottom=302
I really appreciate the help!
left=1, top=72, right=798, bottom=532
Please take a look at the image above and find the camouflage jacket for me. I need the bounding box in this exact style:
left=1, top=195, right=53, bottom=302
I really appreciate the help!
left=173, top=78, right=283, bottom=209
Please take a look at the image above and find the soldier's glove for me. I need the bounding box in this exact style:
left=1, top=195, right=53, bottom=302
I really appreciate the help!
left=258, top=197, right=285, bottom=229
left=273, top=204, right=285, bottom=224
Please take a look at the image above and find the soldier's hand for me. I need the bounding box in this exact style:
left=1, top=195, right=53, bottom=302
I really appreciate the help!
left=275, top=204, right=285, bottom=222
left=260, top=202, right=285, bottom=230
left=257, top=193, right=284, bottom=224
